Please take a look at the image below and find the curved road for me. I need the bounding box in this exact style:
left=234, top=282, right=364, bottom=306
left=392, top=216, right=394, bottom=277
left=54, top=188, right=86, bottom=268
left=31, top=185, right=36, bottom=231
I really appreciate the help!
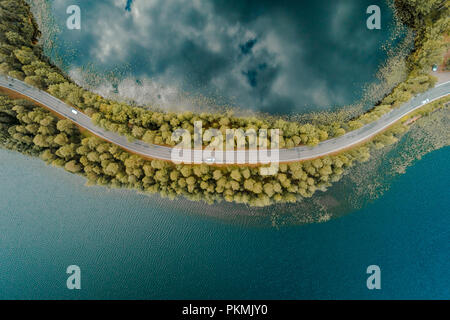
left=0, top=75, right=448, bottom=164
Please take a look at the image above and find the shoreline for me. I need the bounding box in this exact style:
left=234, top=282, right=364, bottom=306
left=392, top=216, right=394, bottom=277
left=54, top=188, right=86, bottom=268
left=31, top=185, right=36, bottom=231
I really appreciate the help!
left=0, top=0, right=448, bottom=207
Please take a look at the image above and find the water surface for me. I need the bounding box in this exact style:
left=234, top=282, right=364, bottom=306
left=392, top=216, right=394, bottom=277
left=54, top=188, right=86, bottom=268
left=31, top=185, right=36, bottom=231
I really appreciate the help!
left=0, top=147, right=448, bottom=299
left=42, top=0, right=402, bottom=114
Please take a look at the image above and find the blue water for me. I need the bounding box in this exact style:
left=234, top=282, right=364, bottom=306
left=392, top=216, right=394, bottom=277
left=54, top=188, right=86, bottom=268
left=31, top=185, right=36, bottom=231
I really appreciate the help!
left=0, top=147, right=448, bottom=299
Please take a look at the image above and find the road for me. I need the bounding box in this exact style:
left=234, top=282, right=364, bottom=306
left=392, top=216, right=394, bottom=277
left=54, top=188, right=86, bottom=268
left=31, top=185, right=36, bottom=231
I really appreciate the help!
left=0, top=75, right=448, bottom=164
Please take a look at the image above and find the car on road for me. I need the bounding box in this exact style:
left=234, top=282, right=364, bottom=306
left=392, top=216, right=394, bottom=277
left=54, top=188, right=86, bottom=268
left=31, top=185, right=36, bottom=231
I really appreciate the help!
left=421, top=98, right=430, bottom=105
left=204, top=157, right=216, bottom=164
left=71, top=109, right=78, bottom=115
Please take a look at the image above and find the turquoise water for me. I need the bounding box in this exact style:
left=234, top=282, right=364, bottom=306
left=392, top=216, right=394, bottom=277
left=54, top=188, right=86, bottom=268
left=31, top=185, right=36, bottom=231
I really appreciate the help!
left=0, top=147, right=448, bottom=299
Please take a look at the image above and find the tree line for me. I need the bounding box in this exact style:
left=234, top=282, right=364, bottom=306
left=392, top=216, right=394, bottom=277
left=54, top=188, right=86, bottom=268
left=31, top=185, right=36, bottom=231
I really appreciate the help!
left=0, top=0, right=448, bottom=206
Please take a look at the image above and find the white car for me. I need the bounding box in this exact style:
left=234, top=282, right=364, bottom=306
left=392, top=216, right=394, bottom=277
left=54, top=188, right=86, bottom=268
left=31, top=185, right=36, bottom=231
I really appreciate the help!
left=204, top=157, right=216, bottom=164
left=421, top=98, right=430, bottom=105
left=71, top=109, right=78, bottom=115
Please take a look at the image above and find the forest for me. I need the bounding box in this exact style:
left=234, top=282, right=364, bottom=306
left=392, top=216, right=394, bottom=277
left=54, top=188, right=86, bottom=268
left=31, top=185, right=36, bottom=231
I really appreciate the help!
left=0, top=0, right=448, bottom=206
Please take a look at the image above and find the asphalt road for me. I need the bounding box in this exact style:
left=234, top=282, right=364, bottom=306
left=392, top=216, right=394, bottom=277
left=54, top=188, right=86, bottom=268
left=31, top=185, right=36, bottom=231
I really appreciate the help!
left=1, top=75, right=448, bottom=164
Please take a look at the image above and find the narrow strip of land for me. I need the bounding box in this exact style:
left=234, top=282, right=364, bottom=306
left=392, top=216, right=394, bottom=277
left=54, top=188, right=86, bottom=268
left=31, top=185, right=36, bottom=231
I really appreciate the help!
left=0, top=75, right=448, bottom=164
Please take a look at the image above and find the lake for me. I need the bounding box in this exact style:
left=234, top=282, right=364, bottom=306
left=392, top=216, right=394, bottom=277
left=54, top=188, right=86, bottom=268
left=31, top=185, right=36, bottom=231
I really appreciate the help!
left=0, top=147, right=448, bottom=299
left=36, top=0, right=405, bottom=114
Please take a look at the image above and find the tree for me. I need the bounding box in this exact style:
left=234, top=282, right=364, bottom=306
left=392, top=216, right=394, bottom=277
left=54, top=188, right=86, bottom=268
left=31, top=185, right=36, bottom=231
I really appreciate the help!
left=54, top=133, right=69, bottom=145
left=65, top=160, right=82, bottom=173
left=230, top=169, right=241, bottom=181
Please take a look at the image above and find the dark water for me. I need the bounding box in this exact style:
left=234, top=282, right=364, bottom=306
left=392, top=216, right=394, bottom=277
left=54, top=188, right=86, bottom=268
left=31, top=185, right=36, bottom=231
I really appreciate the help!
left=44, top=0, right=401, bottom=114
left=0, top=147, right=448, bottom=299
